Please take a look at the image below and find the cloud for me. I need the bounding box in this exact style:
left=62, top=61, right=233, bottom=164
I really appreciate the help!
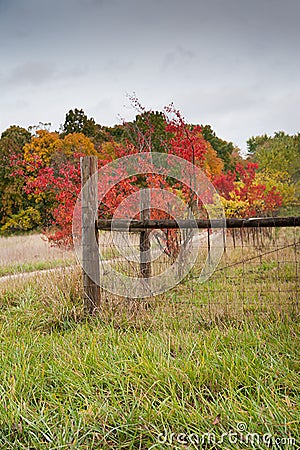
left=0, top=0, right=299, bottom=150
left=4, top=62, right=87, bottom=87
left=162, top=46, right=196, bottom=71
left=6, top=62, right=55, bottom=86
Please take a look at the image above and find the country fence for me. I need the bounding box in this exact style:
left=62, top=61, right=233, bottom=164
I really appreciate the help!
left=80, top=157, right=300, bottom=319
left=96, top=219, right=299, bottom=294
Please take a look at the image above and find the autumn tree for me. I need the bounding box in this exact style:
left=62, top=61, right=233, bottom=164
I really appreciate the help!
left=203, top=142, right=224, bottom=176
left=125, top=110, right=171, bottom=153
left=2, top=101, right=291, bottom=244
left=23, top=129, right=60, bottom=165
left=3, top=129, right=98, bottom=236
left=201, top=124, right=237, bottom=171
left=19, top=102, right=212, bottom=247
left=213, top=162, right=283, bottom=218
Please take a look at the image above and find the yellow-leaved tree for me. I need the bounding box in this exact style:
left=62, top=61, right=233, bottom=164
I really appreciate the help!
left=23, top=130, right=60, bottom=166
left=54, top=133, right=97, bottom=157
left=203, top=141, right=224, bottom=176
left=254, top=170, right=297, bottom=208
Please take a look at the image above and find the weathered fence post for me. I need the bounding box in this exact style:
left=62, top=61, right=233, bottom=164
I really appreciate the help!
left=81, top=156, right=100, bottom=314
left=140, top=189, right=151, bottom=279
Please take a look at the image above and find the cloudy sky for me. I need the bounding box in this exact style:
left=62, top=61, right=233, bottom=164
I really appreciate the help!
left=0, top=0, right=299, bottom=153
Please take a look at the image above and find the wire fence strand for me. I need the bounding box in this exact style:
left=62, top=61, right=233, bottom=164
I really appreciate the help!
left=96, top=219, right=300, bottom=321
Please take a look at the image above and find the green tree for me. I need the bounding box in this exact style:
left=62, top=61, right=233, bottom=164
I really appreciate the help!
left=246, top=134, right=269, bottom=154
left=247, top=131, right=300, bottom=208
left=248, top=132, right=300, bottom=183
left=0, top=126, right=31, bottom=225
left=1, top=125, right=31, bottom=148
left=104, top=124, right=127, bottom=143
left=62, top=108, right=97, bottom=137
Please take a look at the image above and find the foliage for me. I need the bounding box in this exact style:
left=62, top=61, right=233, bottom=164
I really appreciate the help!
left=203, top=142, right=224, bottom=176
left=16, top=108, right=284, bottom=246
left=98, top=141, right=121, bottom=160
left=0, top=126, right=32, bottom=225
left=201, top=124, right=237, bottom=171
left=62, top=108, right=97, bottom=137
left=255, top=170, right=296, bottom=207
left=1, top=104, right=297, bottom=246
left=165, top=105, right=207, bottom=166
left=23, top=130, right=60, bottom=165
left=1, top=125, right=31, bottom=146
left=20, top=102, right=211, bottom=248
left=213, top=162, right=283, bottom=217
left=125, top=110, right=171, bottom=153
left=247, top=131, right=300, bottom=203
left=0, top=207, right=41, bottom=234
left=10, top=130, right=97, bottom=244
left=22, top=156, right=83, bottom=247
left=246, top=133, right=269, bottom=154
left=52, top=133, right=98, bottom=170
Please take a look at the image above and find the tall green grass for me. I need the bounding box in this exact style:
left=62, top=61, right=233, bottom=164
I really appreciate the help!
left=0, top=264, right=299, bottom=449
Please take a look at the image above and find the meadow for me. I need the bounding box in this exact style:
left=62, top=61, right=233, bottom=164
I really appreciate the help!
left=0, top=232, right=299, bottom=449
left=0, top=234, right=75, bottom=278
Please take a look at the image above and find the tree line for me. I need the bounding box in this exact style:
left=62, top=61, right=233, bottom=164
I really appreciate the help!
left=0, top=102, right=299, bottom=246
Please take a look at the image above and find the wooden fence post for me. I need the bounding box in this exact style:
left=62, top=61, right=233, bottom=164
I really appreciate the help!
left=140, top=189, right=151, bottom=279
left=81, top=156, right=100, bottom=314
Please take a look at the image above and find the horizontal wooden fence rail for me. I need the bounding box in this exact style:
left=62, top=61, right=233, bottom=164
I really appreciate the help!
left=97, top=216, right=300, bottom=231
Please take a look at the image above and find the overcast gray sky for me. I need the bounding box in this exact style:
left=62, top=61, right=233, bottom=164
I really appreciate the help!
left=0, top=0, right=299, bottom=153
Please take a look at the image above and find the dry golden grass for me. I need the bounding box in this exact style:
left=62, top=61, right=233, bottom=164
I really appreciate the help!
left=0, top=233, right=74, bottom=266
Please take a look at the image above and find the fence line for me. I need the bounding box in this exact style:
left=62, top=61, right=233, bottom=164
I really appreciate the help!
left=96, top=225, right=299, bottom=320
left=80, top=157, right=300, bottom=316
left=97, top=217, right=300, bottom=230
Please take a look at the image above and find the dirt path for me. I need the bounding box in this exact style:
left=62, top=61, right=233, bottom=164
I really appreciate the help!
left=0, top=265, right=77, bottom=287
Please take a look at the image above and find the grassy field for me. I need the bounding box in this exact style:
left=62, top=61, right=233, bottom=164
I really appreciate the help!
left=0, top=232, right=299, bottom=449
left=0, top=234, right=75, bottom=278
